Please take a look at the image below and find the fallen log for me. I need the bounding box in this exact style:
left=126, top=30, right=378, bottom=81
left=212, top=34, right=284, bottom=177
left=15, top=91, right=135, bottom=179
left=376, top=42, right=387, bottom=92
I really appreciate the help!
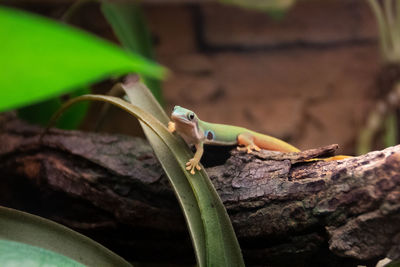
left=0, top=113, right=399, bottom=266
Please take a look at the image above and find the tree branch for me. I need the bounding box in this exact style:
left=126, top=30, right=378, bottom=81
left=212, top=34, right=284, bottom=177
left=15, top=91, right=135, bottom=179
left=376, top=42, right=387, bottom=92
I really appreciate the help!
left=0, top=114, right=399, bottom=266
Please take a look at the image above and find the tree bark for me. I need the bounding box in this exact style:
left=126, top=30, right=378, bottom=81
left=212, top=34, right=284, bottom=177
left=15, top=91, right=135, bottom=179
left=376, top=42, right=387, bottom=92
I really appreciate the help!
left=0, top=113, right=399, bottom=266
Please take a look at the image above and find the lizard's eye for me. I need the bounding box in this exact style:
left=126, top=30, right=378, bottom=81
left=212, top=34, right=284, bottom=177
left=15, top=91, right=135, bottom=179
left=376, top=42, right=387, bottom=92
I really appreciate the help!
left=187, top=113, right=195, bottom=120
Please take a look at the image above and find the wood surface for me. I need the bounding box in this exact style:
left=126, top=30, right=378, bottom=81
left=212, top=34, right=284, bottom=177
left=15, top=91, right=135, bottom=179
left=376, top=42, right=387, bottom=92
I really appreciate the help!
left=1, top=113, right=399, bottom=266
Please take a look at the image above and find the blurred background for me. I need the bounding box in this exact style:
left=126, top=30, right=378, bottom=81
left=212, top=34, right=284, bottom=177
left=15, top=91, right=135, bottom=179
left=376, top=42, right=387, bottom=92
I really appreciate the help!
left=3, top=0, right=392, bottom=155
left=3, top=1, right=400, bottom=265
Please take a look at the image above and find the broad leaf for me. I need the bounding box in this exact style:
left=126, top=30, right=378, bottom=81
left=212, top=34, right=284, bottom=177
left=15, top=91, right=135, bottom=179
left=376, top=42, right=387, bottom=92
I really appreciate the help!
left=0, top=239, right=85, bottom=267
left=0, top=6, right=166, bottom=112
left=0, top=206, right=132, bottom=267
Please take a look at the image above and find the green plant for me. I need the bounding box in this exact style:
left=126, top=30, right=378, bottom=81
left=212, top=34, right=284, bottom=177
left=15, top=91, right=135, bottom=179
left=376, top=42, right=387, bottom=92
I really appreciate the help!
left=0, top=5, right=165, bottom=127
left=18, top=87, right=90, bottom=130
left=219, top=0, right=296, bottom=18
left=358, top=0, right=400, bottom=154
left=101, top=1, right=163, bottom=104
left=367, top=0, right=400, bottom=63
left=0, top=206, right=131, bottom=266
left=1, top=240, right=85, bottom=267
left=0, top=5, right=167, bottom=265
left=47, top=78, right=245, bottom=267
left=0, top=5, right=245, bottom=266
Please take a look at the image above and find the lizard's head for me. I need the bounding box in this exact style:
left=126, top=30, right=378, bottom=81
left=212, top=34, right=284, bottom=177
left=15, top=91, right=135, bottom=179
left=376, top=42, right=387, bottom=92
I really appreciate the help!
left=170, top=106, right=203, bottom=144
left=171, top=106, right=198, bottom=125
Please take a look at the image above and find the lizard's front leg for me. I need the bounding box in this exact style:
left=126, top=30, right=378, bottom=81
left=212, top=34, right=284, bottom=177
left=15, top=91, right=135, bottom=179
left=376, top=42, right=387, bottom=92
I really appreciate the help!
left=186, top=142, right=203, bottom=175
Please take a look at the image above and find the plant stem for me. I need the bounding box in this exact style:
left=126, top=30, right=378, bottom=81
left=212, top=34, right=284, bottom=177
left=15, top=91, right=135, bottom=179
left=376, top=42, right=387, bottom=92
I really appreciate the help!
left=367, top=0, right=391, bottom=61
left=61, top=0, right=96, bottom=22
left=384, top=111, right=398, bottom=147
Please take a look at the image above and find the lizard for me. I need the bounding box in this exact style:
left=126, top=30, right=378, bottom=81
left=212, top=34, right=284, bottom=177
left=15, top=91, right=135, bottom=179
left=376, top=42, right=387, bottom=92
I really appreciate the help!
left=168, top=105, right=350, bottom=174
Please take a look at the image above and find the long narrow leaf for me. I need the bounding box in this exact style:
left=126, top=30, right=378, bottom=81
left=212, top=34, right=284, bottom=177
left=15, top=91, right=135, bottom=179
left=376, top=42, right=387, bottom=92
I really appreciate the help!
left=101, top=2, right=154, bottom=59
left=119, top=80, right=206, bottom=266
left=0, top=6, right=166, bottom=112
left=101, top=2, right=163, bottom=103
left=48, top=94, right=245, bottom=266
left=0, top=206, right=132, bottom=267
left=367, top=0, right=391, bottom=60
left=219, top=0, right=295, bottom=12
left=384, top=112, right=397, bottom=147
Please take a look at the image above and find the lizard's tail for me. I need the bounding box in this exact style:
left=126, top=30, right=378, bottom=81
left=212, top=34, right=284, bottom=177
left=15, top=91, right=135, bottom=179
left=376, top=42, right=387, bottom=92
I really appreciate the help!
left=253, top=132, right=352, bottom=161
left=306, top=155, right=352, bottom=162
left=253, top=132, right=300, bottom=153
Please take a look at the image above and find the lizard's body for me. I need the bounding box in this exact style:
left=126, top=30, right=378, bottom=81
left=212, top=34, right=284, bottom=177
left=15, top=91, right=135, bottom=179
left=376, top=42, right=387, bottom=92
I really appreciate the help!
left=169, top=106, right=347, bottom=174
left=197, top=121, right=299, bottom=151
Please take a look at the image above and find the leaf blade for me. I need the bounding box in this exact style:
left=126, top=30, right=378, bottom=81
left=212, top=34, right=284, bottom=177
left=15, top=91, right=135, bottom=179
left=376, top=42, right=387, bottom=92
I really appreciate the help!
left=49, top=93, right=245, bottom=267
left=101, top=2, right=164, bottom=103
left=119, top=80, right=206, bottom=266
left=0, top=206, right=132, bottom=267
left=0, top=240, right=86, bottom=267
left=0, top=6, right=166, bottom=112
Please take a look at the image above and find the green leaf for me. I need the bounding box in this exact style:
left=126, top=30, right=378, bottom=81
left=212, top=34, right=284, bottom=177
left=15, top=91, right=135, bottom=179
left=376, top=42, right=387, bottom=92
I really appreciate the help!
left=385, top=112, right=398, bottom=147
left=18, top=98, right=65, bottom=127
left=0, top=206, right=132, bottom=267
left=219, top=0, right=296, bottom=13
left=18, top=87, right=90, bottom=129
left=100, top=2, right=154, bottom=59
left=56, top=88, right=91, bottom=129
left=0, top=239, right=85, bottom=267
left=118, top=80, right=206, bottom=266
left=384, top=259, right=400, bottom=267
left=0, top=6, right=166, bottom=112
left=48, top=90, right=245, bottom=267
left=101, top=2, right=164, bottom=104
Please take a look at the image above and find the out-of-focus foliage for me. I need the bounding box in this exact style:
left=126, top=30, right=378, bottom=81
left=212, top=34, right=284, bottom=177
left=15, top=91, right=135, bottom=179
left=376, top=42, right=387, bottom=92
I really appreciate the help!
left=0, top=6, right=165, bottom=112
left=358, top=1, right=400, bottom=154
left=101, top=2, right=163, bottom=104
left=219, top=0, right=296, bottom=18
left=0, top=206, right=132, bottom=267
left=18, top=87, right=90, bottom=129
left=384, top=112, right=397, bottom=148
left=367, top=0, right=400, bottom=63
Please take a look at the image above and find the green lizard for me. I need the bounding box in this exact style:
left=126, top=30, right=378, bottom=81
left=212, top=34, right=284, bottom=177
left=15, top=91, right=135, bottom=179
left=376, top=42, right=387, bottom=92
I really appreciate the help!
left=169, top=106, right=350, bottom=175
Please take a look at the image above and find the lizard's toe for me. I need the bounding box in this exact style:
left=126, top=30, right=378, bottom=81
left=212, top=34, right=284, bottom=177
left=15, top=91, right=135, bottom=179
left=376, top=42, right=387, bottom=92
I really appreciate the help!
left=238, top=144, right=261, bottom=154
left=168, top=121, right=176, bottom=133
left=185, top=158, right=201, bottom=174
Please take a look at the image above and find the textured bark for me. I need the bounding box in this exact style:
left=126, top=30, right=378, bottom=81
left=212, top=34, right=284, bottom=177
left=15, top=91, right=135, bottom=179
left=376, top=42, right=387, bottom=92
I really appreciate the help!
left=1, top=114, right=400, bottom=266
